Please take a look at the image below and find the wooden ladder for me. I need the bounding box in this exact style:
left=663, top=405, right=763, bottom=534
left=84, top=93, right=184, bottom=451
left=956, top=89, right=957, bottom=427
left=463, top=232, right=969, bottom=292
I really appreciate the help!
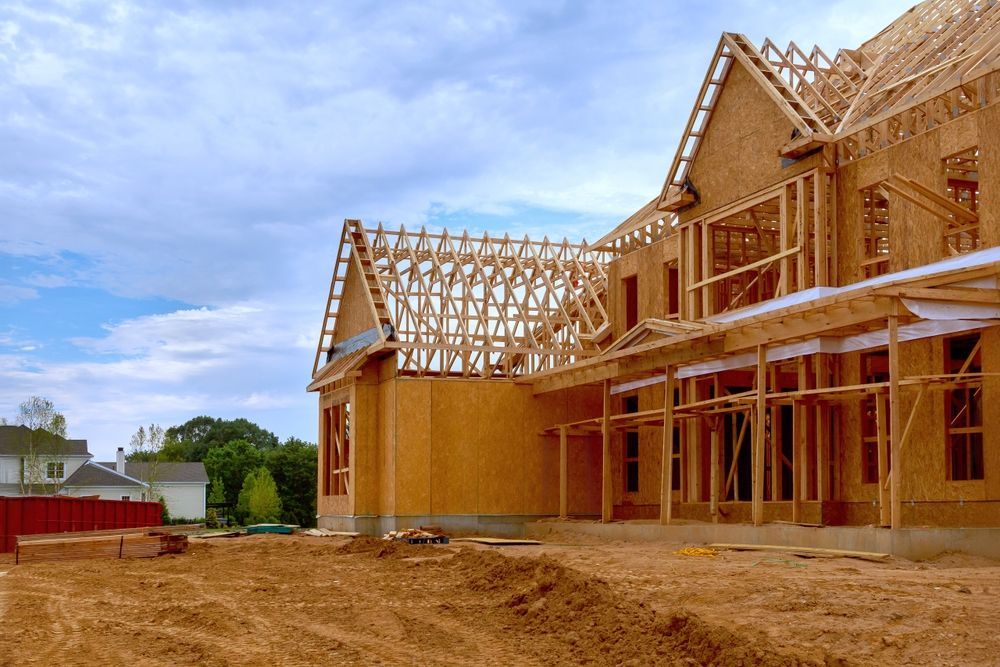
left=346, top=219, right=393, bottom=330
left=724, top=32, right=831, bottom=136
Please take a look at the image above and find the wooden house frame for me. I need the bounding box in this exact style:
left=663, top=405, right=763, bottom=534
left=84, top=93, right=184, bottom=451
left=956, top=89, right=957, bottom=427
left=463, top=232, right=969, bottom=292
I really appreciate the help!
left=311, top=0, right=1000, bottom=533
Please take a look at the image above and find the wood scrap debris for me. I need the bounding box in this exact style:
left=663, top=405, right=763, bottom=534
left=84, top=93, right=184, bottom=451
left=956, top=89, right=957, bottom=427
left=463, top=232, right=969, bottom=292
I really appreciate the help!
left=383, top=529, right=449, bottom=545
left=301, top=528, right=360, bottom=538
left=674, top=546, right=718, bottom=557
left=16, top=528, right=188, bottom=564
left=709, top=543, right=890, bottom=562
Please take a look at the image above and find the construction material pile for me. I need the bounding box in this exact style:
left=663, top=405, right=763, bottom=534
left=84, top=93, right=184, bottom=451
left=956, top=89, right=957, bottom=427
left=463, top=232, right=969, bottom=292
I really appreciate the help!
left=382, top=528, right=449, bottom=545
left=16, top=526, right=189, bottom=564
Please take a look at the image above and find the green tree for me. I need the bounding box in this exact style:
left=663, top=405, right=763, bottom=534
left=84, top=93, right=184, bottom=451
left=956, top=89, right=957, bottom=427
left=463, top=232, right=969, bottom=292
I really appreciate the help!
left=237, top=467, right=282, bottom=524
left=265, top=437, right=317, bottom=527
left=208, top=476, right=227, bottom=504
left=166, top=416, right=279, bottom=461
left=15, top=396, right=69, bottom=493
left=204, top=439, right=264, bottom=507
left=126, top=424, right=167, bottom=500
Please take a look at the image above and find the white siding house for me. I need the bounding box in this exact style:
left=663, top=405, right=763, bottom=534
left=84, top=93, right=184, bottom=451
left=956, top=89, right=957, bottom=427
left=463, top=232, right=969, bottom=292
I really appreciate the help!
left=62, top=449, right=209, bottom=520
left=0, top=425, right=92, bottom=494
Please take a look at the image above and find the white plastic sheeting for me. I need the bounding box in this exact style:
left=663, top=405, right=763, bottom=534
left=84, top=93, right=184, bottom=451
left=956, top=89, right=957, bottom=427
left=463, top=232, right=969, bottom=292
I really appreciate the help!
left=610, top=247, right=1000, bottom=394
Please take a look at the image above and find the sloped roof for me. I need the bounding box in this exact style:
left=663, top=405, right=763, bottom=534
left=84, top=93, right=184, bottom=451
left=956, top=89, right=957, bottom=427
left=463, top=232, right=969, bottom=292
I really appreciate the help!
left=0, top=425, right=90, bottom=457
left=312, top=219, right=611, bottom=381
left=63, top=461, right=146, bottom=488
left=96, top=461, right=209, bottom=484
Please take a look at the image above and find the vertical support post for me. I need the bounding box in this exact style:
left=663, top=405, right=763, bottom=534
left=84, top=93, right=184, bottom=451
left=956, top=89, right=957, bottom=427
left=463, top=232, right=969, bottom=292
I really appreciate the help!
left=601, top=379, right=612, bottom=524
left=815, top=354, right=829, bottom=504
left=796, top=178, right=807, bottom=290
left=559, top=425, right=568, bottom=520
left=770, top=364, right=781, bottom=502
left=660, top=366, right=676, bottom=525
left=710, top=418, right=720, bottom=523
left=814, top=172, right=829, bottom=286
left=792, top=356, right=806, bottom=522
left=876, top=394, right=890, bottom=527
left=779, top=186, right=791, bottom=296
left=888, top=309, right=902, bottom=529
left=753, top=345, right=766, bottom=526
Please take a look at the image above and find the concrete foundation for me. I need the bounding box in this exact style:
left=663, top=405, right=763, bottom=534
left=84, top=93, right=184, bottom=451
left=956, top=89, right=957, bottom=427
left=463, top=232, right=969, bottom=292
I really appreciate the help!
left=526, top=520, right=1000, bottom=561
left=319, top=513, right=1000, bottom=560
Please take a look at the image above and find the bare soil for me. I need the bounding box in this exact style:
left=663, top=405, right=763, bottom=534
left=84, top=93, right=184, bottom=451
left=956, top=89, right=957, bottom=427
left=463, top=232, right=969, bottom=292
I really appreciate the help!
left=0, top=533, right=996, bottom=666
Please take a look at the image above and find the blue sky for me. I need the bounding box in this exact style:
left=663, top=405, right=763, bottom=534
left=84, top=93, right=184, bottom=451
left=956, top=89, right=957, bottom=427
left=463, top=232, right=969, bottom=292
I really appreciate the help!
left=0, top=0, right=910, bottom=458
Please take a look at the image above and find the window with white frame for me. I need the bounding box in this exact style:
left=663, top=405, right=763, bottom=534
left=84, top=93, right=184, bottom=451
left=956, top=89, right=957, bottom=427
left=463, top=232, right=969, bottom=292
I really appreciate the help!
left=46, top=461, right=65, bottom=480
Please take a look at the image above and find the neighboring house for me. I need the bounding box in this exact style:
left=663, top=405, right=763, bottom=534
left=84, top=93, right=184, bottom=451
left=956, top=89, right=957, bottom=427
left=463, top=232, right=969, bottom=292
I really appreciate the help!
left=0, top=425, right=92, bottom=495
left=62, top=448, right=209, bottom=519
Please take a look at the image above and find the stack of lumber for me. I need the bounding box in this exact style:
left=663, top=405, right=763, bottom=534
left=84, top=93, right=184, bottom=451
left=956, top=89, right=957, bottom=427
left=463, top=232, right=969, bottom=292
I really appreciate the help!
left=16, top=527, right=189, bottom=564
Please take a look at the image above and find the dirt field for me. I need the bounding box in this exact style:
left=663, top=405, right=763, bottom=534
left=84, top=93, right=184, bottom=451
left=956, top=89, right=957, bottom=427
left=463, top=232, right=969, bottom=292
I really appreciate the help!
left=0, top=533, right=996, bottom=666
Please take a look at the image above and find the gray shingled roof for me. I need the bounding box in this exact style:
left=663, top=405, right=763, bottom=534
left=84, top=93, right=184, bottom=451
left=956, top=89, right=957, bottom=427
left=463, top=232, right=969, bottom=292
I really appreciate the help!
left=63, top=461, right=146, bottom=487
left=0, top=425, right=89, bottom=457
left=97, top=461, right=209, bottom=484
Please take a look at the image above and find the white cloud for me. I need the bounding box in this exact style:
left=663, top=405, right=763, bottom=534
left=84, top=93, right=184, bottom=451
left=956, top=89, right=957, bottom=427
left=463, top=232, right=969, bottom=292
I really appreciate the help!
left=0, top=283, right=38, bottom=304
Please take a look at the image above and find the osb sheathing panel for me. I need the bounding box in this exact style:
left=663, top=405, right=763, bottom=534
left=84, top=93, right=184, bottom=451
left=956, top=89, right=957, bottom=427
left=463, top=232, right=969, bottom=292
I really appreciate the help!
left=896, top=338, right=947, bottom=501
left=394, top=379, right=432, bottom=515
left=386, top=379, right=602, bottom=517
left=523, top=389, right=565, bottom=514
left=981, top=328, right=1000, bottom=500
left=430, top=381, right=482, bottom=514
left=352, top=382, right=380, bottom=515
left=607, top=236, right=678, bottom=340
left=835, top=106, right=991, bottom=285
left=836, top=353, right=869, bottom=501
left=889, top=134, right=942, bottom=271
left=837, top=338, right=993, bottom=504
left=377, top=378, right=396, bottom=515
left=978, top=104, right=1000, bottom=247
left=680, top=61, right=820, bottom=222
left=566, top=386, right=603, bottom=515
left=475, top=381, right=526, bottom=515
left=333, top=260, right=377, bottom=344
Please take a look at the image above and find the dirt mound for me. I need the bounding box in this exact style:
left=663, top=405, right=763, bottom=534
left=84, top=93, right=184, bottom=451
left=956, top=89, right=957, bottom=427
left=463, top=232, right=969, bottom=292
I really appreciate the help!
left=448, top=549, right=811, bottom=666
left=334, top=535, right=443, bottom=560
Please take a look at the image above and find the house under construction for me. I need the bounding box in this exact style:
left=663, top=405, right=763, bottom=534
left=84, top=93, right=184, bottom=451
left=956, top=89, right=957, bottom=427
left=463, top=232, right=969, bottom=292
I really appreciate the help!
left=310, top=0, right=1000, bottom=536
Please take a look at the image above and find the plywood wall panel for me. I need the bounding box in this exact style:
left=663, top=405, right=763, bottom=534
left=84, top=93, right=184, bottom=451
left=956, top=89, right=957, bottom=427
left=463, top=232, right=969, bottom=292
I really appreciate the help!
left=980, top=328, right=1000, bottom=500
left=476, top=382, right=526, bottom=515
left=522, top=390, right=566, bottom=515
left=352, top=383, right=380, bottom=515
left=681, top=61, right=817, bottom=222
left=378, top=377, right=396, bottom=516
left=394, top=379, right=432, bottom=515
left=897, top=339, right=947, bottom=501
left=889, top=133, right=941, bottom=271
left=333, top=260, right=377, bottom=344
left=430, top=381, right=479, bottom=514
left=977, top=105, right=1000, bottom=247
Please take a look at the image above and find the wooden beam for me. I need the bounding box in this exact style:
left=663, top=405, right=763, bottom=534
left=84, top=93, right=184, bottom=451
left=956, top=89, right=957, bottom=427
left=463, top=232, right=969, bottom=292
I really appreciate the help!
left=876, top=394, right=890, bottom=527
left=601, top=379, right=612, bottom=523
left=559, top=426, right=568, bottom=519
left=753, top=345, right=766, bottom=526
left=888, top=310, right=902, bottom=529
left=687, top=246, right=801, bottom=292
left=660, top=366, right=675, bottom=525
left=710, top=418, right=720, bottom=522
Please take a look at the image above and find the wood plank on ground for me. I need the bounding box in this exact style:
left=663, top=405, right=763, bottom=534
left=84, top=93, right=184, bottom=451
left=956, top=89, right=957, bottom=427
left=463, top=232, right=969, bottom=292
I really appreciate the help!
left=708, top=543, right=890, bottom=562
left=450, top=537, right=542, bottom=546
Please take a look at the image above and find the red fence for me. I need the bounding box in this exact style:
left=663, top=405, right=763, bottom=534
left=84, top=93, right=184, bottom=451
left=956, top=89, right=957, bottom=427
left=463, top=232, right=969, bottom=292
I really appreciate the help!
left=0, top=496, right=162, bottom=552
